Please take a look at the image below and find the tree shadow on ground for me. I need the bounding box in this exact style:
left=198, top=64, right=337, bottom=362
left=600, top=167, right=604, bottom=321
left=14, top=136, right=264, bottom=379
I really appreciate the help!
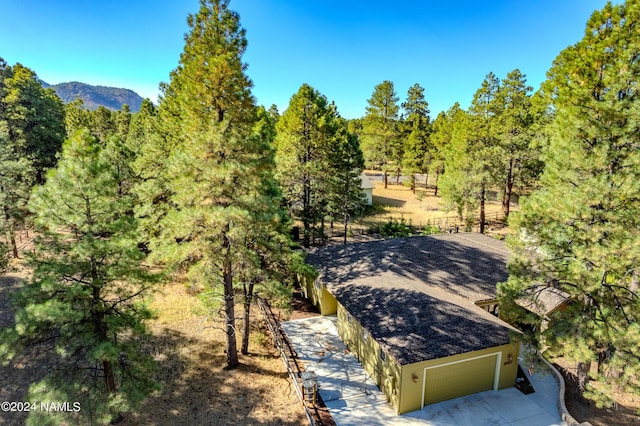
left=121, top=327, right=305, bottom=426
left=372, top=195, right=406, bottom=208
left=0, top=273, right=306, bottom=426
left=0, top=273, right=54, bottom=426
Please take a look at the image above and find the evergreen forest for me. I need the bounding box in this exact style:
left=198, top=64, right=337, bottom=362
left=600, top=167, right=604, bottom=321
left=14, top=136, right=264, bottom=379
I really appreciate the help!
left=1, top=0, right=639, bottom=423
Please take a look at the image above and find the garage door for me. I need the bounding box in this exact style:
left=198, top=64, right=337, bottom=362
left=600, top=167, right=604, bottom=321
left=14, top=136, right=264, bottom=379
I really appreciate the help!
left=423, top=354, right=498, bottom=406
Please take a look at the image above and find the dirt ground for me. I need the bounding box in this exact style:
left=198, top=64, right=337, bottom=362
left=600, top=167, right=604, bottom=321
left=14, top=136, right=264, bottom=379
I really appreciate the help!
left=553, top=358, right=640, bottom=426
left=354, top=178, right=509, bottom=235
left=0, top=263, right=307, bottom=426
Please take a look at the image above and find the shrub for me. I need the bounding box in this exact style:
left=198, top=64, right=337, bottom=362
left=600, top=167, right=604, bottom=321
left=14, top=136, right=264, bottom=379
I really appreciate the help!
left=380, top=218, right=411, bottom=238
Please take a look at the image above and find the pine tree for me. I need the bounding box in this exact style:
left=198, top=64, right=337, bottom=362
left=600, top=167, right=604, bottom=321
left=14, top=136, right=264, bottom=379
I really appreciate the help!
left=0, top=129, right=34, bottom=258
left=274, top=83, right=337, bottom=247
left=438, top=107, right=475, bottom=222
left=327, top=120, right=366, bottom=244
left=500, top=0, right=640, bottom=407
left=0, top=61, right=65, bottom=183
left=126, top=99, right=169, bottom=247
left=361, top=80, right=401, bottom=188
left=149, top=0, right=287, bottom=368
left=0, top=129, right=159, bottom=424
left=428, top=103, right=462, bottom=197
left=401, top=83, right=431, bottom=193
left=493, top=69, right=536, bottom=218
left=90, top=106, right=117, bottom=144
left=440, top=73, right=500, bottom=232
left=0, top=59, right=65, bottom=256
left=64, top=98, right=92, bottom=136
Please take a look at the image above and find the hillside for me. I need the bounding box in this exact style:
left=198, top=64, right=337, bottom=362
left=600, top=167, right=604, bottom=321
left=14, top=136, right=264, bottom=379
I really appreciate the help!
left=44, top=81, right=144, bottom=112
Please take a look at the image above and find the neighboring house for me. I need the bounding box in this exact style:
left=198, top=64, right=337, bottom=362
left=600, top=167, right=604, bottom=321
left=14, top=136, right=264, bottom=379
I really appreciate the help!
left=517, top=284, right=571, bottom=319
left=303, top=233, right=521, bottom=414
left=360, top=172, right=375, bottom=205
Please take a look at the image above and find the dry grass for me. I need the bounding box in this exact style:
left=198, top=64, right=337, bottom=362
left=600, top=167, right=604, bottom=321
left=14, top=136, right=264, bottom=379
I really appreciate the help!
left=354, top=180, right=510, bottom=236
left=121, top=281, right=306, bottom=425
left=0, top=264, right=306, bottom=426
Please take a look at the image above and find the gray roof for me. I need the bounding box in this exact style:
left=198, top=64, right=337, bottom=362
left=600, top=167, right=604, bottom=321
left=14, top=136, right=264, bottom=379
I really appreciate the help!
left=360, top=173, right=375, bottom=190
left=306, top=233, right=519, bottom=365
left=517, top=284, right=571, bottom=317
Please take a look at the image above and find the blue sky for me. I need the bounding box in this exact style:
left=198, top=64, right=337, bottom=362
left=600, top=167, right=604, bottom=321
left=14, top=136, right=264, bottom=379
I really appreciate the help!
left=0, top=0, right=610, bottom=118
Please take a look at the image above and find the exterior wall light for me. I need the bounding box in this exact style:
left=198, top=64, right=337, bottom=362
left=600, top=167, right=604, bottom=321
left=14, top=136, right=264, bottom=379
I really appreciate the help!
left=503, top=353, right=514, bottom=365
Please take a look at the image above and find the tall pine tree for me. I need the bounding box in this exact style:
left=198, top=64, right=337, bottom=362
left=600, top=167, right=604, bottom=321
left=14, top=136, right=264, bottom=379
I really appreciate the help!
left=0, top=129, right=159, bottom=424
left=401, top=83, right=431, bottom=193
left=148, top=0, right=288, bottom=368
left=0, top=59, right=66, bottom=258
left=440, top=73, right=500, bottom=232
left=274, top=84, right=337, bottom=247
left=493, top=69, right=535, bottom=219
left=500, top=0, right=640, bottom=406
left=361, top=80, right=401, bottom=188
left=327, top=119, right=366, bottom=244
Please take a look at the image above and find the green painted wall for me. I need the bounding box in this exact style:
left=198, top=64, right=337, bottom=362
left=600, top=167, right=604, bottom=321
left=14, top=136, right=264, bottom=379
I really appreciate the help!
left=302, top=276, right=337, bottom=316
left=397, top=342, right=520, bottom=414
left=304, top=283, right=520, bottom=415
left=336, top=303, right=402, bottom=411
left=320, top=286, right=337, bottom=315
left=334, top=300, right=519, bottom=415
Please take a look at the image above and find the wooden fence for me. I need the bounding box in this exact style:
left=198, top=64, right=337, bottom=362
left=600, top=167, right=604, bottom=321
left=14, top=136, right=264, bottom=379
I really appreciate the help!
left=2, top=224, right=36, bottom=258
left=256, top=297, right=332, bottom=426
left=324, top=211, right=506, bottom=240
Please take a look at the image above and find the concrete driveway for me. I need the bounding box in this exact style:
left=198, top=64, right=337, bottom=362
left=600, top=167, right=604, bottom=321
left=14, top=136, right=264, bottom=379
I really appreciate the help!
left=282, top=316, right=565, bottom=426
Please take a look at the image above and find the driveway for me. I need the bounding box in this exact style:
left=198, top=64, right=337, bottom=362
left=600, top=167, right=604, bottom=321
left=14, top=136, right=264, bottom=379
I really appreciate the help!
left=281, top=316, right=565, bottom=426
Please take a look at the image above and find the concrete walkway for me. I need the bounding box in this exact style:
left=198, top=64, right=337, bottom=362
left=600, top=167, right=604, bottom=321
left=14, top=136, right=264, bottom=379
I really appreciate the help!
left=282, top=316, right=565, bottom=426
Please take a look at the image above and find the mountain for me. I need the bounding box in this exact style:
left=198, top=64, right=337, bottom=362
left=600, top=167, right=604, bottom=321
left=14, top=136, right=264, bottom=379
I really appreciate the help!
left=45, top=81, right=145, bottom=112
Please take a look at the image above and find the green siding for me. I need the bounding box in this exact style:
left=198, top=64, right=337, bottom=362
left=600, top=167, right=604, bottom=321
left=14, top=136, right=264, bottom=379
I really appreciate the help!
left=336, top=303, right=402, bottom=410
left=398, top=342, right=520, bottom=414
left=306, top=285, right=520, bottom=415
left=424, top=354, right=496, bottom=405
left=302, top=276, right=337, bottom=315
left=320, top=286, right=337, bottom=315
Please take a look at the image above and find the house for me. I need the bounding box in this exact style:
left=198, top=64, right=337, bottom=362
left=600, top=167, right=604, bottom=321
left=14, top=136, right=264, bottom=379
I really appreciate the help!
left=360, top=172, right=375, bottom=205
left=303, top=233, right=521, bottom=414
left=517, top=283, right=571, bottom=318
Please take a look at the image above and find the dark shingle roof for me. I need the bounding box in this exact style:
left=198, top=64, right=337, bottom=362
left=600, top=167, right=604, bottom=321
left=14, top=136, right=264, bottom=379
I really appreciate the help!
left=306, top=233, right=518, bottom=365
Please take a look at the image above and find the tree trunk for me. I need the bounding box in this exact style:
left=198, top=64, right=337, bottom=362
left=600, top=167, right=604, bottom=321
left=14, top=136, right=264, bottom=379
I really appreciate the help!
left=343, top=211, right=348, bottom=245
left=577, top=361, right=592, bottom=392
left=104, top=360, right=117, bottom=394
left=434, top=173, right=439, bottom=197
left=410, top=174, right=416, bottom=194
left=241, top=280, right=255, bottom=355
left=479, top=184, right=486, bottom=234
left=502, top=157, right=514, bottom=219
left=302, top=176, right=311, bottom=248
left=597, top=349, right=607, bottom=376
left=9, top=222, right=18, bottom=259
left=383, top=171, right=388, bottom=189
left=3, top=206, right=18, bottom=258
left=222, top=225, right=239, bottom=368
left=424, top=171, right=429, bottom=189
left=91, top=266, right=116, bottom=394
